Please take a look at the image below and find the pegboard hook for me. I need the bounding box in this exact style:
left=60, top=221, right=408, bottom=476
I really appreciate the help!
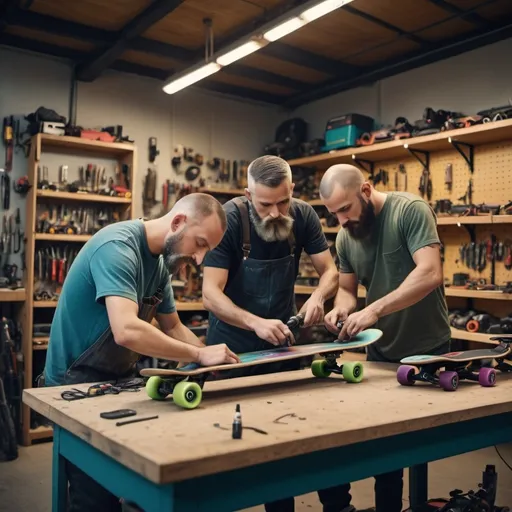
left=448, top=137, right=474, bottom=174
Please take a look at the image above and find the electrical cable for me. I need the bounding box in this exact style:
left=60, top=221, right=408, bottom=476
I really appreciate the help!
left=495, top=445, right=512, bottom=472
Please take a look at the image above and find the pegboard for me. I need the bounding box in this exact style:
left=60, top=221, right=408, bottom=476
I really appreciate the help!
left=438, top=224, right=512, bottom=287
left=346, top=139, right=512, bottom=205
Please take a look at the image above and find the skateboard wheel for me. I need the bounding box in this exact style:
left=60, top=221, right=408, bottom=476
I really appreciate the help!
left=311, top=359, right=331, bottom=378
left=478, top=367, right=496, bottom=387
left=397, top=365, right=416, bottom=386
left=146, top=376, right=168, bottom=400
left=173, top=381, right=202, bottom=409
left=439, top=371, right=459, bottom=391
left=342, top=361, right=364, bottom=383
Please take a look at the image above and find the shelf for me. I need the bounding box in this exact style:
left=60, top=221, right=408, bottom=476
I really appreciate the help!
left=450, top=327, right=503, bottom=345
left=37, top=190, right=132, bottom=204
left=33, top=343, right=48, bottom=351
left=35, top=233, right=92, bottom=242
left=323, top=226, right=340, bottom=234
left=436, top=215, right=492, bottom=225
left=492, top=215, right=512, bottom=224
left=175, top=301, right=204, bottom=311
left=445, top=287, right=512, bottom=301
left=199, top=187, right=245, bottom=195
left=33, top=300, right=58, bottom=308
left=37, top=133, right=135, bottom=156
left=288, top=118, right=512, bottom=168
left=0, top=288, right=26, bottom=301
left=29, top=425, right=53, bottom=441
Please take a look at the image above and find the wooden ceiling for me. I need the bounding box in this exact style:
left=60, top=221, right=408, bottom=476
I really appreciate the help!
left=1, top=0, right=512, bottom=107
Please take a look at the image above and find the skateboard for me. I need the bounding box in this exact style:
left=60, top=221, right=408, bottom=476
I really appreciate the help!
left=140, top=328, right=383, bottom=409
left=396, top=337, right=512, bottom=391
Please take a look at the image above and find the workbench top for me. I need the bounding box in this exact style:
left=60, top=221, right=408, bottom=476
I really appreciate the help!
left=23, top=363, right=512, bottom=485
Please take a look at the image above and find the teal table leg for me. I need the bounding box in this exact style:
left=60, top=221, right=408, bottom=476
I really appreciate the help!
left=52, top=426, right=68, bottom=512
left=409, top=463, right=428, bottom=506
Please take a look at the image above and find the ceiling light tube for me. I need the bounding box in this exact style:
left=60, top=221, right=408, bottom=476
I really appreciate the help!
left=263, top=17, right=306, bottom=42
left=216, top=40, right=263, bottom=66
left=301, top=0, right=351, bottom=23
left=163, top=62, right=221, bottom=94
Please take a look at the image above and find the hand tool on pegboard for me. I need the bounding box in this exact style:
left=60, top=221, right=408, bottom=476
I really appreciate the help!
left=2, top=116, right=14, bottom=172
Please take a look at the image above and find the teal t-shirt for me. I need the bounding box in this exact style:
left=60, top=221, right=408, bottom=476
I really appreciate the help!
left=335, top=192, right=451, bottom=360
left=44, top=219, right=176, bottom=386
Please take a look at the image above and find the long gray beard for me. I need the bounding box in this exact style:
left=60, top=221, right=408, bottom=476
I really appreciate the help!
left=248, top=203, right=294, bottom=242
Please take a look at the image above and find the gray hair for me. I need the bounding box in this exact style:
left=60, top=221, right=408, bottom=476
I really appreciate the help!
left=247, top=155, right=292, bottom=190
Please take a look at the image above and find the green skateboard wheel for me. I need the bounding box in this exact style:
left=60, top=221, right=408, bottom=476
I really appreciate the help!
left=146, top=376, right=168, bottom=400
left=311, top=359, right=331, bottom=378
left=342, top=361, right=364, bottom=383
left=173, top=381, right=202, bottom=409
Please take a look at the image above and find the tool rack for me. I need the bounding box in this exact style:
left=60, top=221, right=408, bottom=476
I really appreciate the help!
left=287, top=118, right=512, bottom=347
left=21, top=133, right=137, bottom=445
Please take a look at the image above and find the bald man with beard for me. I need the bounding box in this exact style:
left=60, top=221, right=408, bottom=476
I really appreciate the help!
left=320, top=164, right=451, bottom=512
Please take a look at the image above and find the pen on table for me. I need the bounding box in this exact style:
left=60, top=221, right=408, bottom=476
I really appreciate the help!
left=116, top=415, right=159, bottom=427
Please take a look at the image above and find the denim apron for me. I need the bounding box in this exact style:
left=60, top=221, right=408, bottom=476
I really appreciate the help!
left=62, top=288, right=164, bottom=386
left=206, top=198, right=298, bottom=374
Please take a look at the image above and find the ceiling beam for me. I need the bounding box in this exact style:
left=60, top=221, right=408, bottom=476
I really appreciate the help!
left=75, top=0, right=185, bottom=81
left=0, top=0, right=22, bottom=34
left=284, top=19, right=512, bottom=108
left=426, top=0, right=496, bottom=28
left=221, top=63, right=310, bottom=92
left=343, top=5, right=431, bottom=48
left=6, top=9, right=314, bottom=89
left=0, top=33, right=283, bottom=105
left=197, top=81, right=284, bottom=105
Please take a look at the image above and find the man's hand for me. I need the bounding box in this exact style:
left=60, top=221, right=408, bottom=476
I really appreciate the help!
left=339, top=307, right=378, bottom=340
left=197, top=344, right=241, bottom=366
left=324, top=306, right=351, bottom=334
left=253, top=318, right=292, bottom=346
left=301, top=293, right=325, bottom=327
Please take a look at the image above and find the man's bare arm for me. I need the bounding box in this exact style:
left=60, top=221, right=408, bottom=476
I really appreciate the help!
left=106, top=297, right=241, bottom=365
left=334, top=272, right=359, bottom=312
left=202, top=267, right=259, bottom=331
left=156, top=311, right=204, bottom=348
left=308, top=249, right=339, bottom=302
left=368, top=244, right=443, bottom=319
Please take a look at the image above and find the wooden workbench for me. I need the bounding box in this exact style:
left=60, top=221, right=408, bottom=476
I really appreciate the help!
left=23, top=363, right=512, bottom=511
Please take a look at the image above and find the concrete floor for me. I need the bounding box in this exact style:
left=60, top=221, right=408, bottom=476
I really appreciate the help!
left=1, top=441, right=511, bottom=511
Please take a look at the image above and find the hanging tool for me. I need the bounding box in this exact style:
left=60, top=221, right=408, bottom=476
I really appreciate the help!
left=2, top=116, right=14, bottom=172
left=0, top=170, right=10, bottom=210
left=445, top=163, right=453, bottom=191
left=398, top=163, right=407, bottom=191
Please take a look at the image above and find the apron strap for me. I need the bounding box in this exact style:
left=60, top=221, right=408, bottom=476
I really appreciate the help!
left=233, top=197, right=251, bottom=260
left=287, top=202, right=296, bottom=256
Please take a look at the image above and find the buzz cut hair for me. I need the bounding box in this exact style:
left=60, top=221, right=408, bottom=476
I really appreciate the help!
left=247, top=155, right=292, bottom=191
left=173, top=192, right=227, bottom=231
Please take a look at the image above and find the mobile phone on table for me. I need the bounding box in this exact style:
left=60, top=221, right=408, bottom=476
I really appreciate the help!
left=100, top=409, right=137, bottom=420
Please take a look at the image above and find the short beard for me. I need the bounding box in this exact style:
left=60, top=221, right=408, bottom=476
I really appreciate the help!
left=162, top=230, right=195, bottom=274
left=344, top=194, right=376, bottom=240
left=248, top=202, right=294, bottom=242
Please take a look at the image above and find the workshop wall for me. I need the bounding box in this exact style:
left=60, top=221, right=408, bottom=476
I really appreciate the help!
left=292, top=37, right=512, bottom=139
left=0, top=46, right=282, bottom=273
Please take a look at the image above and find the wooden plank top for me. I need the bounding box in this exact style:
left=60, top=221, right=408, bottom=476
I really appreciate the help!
left=23, top=363, right=512, bottom=485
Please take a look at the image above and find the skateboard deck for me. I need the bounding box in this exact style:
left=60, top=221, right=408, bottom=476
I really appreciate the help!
left=141, top=328, right=382, bottom=409
left=397, top=337, right=512, bottom=391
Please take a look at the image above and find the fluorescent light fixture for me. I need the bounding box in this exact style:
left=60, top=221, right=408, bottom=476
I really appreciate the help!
left=163, top=62, right=221, bottom=94
left=263, top=17, right=305, bottom=42
left=301, top=0, right=349, bottom=22
left=217, top=40, right=262, bottom=66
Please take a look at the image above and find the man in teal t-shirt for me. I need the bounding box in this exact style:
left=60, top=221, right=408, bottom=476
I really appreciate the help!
left=42, top=193, right=239, bottom=512
left=319, top=164, right=451, bottom=512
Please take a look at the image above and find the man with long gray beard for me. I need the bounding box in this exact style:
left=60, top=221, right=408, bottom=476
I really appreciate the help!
left=202, top=154, right=338, bottom=360
left=42, top=192, right=239, bottom=512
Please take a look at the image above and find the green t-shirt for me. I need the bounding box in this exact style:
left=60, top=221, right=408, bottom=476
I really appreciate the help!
left=335, top=192, right=451, bottom=361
